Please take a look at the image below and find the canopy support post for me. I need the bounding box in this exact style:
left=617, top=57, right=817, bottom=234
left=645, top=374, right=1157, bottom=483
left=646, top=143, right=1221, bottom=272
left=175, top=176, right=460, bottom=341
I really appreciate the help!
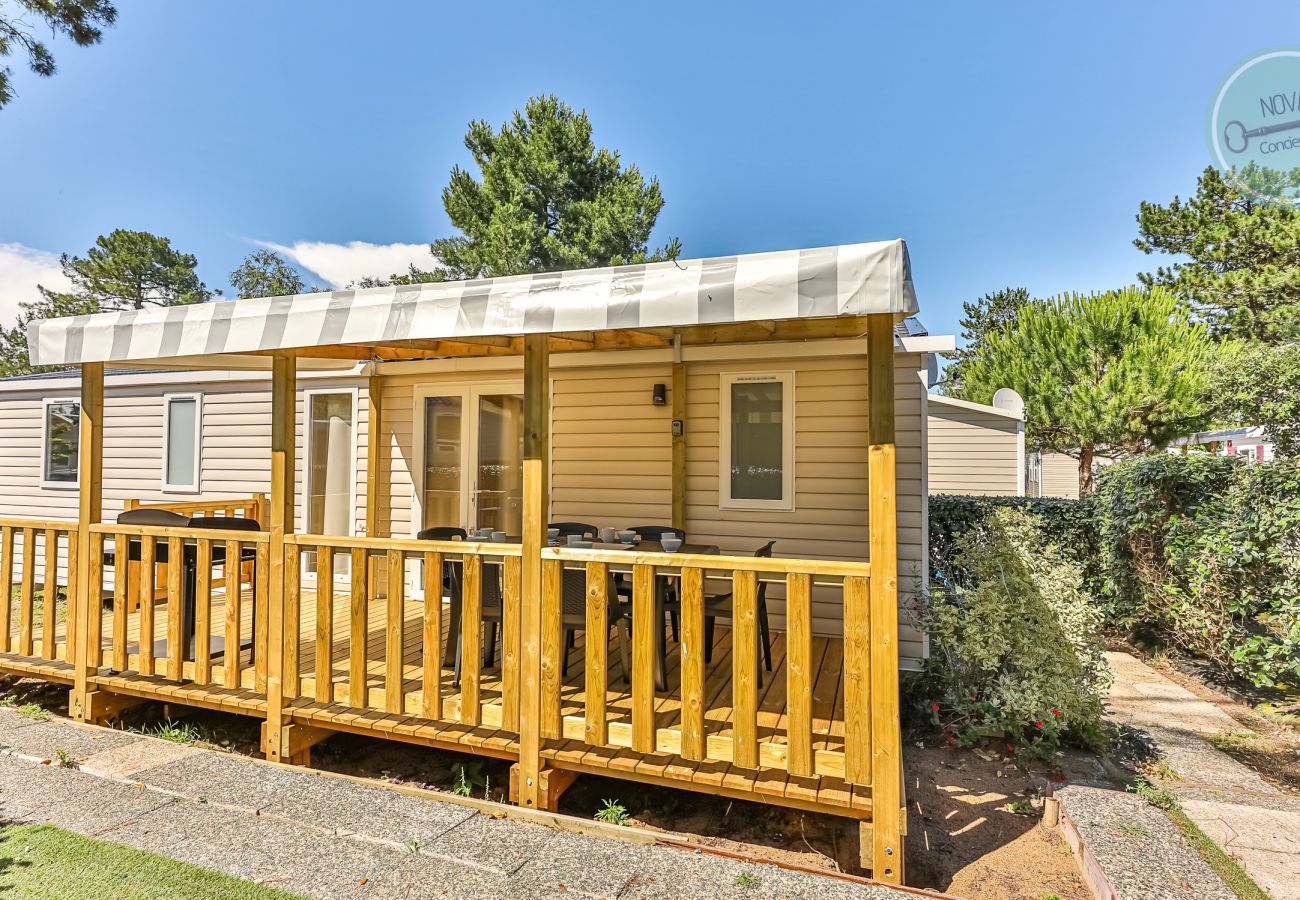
left=866, top=314, right=903, bottom=883
left=70, top=362, right=103, bottom=722
left=671, top=336, right=686, bottom=532
left=365, top=372, right=385, bottom=588
left=517, top=333, right=549, bottom=808
left=264, top=351, right=296, bottom=762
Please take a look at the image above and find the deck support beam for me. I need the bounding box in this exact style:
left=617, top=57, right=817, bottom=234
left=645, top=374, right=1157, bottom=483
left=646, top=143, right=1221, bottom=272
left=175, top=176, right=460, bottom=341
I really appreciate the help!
left=866, top=314, right=903, bottom=884
left=517, top=333, right=549, bottom=809
left=70, top=362, right=103, bottom=722
left=509, top=762, right=577, bottom=812
left=263, top=352, right=297, bottom=761
left=263, top=721, right=332, bottom=765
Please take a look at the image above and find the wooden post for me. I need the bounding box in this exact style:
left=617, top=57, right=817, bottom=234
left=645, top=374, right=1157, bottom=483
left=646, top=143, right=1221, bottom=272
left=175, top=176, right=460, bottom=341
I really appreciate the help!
left=70, top=362, right=103, bottom=722
left=670, top=352, right=686, bottom=532
left=517, top=333, right=549, bottom=808
left=365, top=373, right=384, bottom=590
left=264, top=352, right=296, bottom=761
left=866, top=314, right=903, bottom=883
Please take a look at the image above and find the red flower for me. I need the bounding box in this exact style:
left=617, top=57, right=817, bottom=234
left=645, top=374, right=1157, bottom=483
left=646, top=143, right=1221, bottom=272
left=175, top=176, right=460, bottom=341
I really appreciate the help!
left=969, top=695, right=978, bottom=702
left=931, top=703, right=940, bottom=712
left=1007, top=744, right=1015, bottom=752
left=1052, top=709, right=1062, bottom=716
left=1035, top=721, right=1044, bottom=728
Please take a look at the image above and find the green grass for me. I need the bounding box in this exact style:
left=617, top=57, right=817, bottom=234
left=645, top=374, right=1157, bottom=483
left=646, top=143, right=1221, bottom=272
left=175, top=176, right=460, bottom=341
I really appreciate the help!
left=594, top=798, right=630, bottom=825
left=0, top=823, right=304, bottom=899
left=16, top=703, right=48, bottom=722
left=1164, top=807, right=1270, bottom=900
left=145, top=720, right=203, bottom=745
left=734, top=872, right=762, bottom=888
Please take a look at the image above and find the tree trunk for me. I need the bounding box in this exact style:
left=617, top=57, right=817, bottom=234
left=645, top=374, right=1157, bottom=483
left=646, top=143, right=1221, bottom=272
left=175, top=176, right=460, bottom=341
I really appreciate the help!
left=1079, top=443, right=1095, bottom=495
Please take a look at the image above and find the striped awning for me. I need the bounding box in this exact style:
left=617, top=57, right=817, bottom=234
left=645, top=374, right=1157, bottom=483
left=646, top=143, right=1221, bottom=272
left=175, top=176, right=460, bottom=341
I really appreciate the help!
left=27, top=239, right=917, bottom=367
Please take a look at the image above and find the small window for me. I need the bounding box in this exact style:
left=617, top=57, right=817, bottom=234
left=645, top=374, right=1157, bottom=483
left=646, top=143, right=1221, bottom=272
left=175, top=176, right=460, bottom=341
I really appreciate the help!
left=42, top=399, right=80, bottom=487
left=163, top=393, right=202, bottom=492
left=719, top=373, right=794, bottom=511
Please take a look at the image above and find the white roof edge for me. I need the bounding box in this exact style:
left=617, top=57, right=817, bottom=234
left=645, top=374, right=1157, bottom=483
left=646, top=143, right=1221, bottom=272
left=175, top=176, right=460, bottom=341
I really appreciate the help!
left=28, top=239, right=920, bottom=367
left=897, top=334, right=955, bottom=353
left=927, top=391, right=1026, bottom=420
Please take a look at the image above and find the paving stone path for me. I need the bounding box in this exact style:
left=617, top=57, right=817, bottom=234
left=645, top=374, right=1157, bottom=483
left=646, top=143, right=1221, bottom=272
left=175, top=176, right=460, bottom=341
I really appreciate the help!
left=1104, top=651, right=1300, bottom=900
left=0, top=708, right=915, bottom=899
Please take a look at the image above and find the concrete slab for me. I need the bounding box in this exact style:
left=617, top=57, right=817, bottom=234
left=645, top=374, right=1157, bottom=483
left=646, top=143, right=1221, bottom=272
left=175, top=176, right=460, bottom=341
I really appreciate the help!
left=421, top=810, right=559, bottom=875
left=80, top=735, right=201, bottom=779
left=1182, top=800, right=1300, bottom=900
left=0, top=716, right=138, bottom=762
left=1105, top=651, right=1241, bottom=736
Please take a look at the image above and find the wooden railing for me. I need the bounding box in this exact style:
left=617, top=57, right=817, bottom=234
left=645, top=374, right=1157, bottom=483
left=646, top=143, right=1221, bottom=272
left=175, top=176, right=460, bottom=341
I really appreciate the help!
left=84, top=523, right=270, bottom=691
left=0, top=518, right=80, bottom=664
left=281, top=534, right=523, bottom=729
left=541, top=546, right=872, bottom=783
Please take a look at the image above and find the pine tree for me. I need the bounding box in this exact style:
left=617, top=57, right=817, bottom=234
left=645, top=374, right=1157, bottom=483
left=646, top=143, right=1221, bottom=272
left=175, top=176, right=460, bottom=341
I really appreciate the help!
left=941, top=287, right=1032, bottom=397
left=961, top=287, right=1215, bottom=493
left=230, top=249, right=305, bottom=298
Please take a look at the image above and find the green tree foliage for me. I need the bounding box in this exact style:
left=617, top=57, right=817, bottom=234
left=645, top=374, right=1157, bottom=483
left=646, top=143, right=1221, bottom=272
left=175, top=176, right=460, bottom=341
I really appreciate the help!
left=1136, top=165, right=1300, bottom=344
left=940, top=287, right=1032, bottom=395
left=1207, top=342, right=1300, bottom=458
left=921, top=507, right=1110, bottom=756
left=1095, top=456, right=1300, bottom=687
left=960, top=287, right=1214, bottom=493
left=363, top=95, right=680, bottom=285
left=0, top=0, right=117, bottom=109
left=229, top=249, right=305, bottom=299
left=0, top=229, right=210, bottom=376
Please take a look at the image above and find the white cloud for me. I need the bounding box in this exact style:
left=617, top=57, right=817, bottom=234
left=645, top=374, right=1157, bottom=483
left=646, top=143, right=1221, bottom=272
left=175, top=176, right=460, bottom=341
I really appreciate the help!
left=0, top=242, right=71, bottom=327
left=256, top=239, right=435, bottom=290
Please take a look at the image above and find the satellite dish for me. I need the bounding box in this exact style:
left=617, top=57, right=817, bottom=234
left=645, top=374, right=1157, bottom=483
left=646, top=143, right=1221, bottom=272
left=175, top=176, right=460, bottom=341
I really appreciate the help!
left=992, top=388, right=1025, bottom=418
left=924, top=354, right=940, bottom=388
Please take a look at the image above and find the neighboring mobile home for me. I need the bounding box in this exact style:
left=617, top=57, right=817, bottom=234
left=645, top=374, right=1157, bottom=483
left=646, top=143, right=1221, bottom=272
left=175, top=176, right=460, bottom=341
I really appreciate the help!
left=925, top=391, right=1025, bottom=496
left=0, top=239, right=940, bottom=881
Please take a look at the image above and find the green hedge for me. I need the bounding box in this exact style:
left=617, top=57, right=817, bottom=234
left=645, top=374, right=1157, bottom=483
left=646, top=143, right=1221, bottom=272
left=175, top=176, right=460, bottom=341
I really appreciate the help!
left=928, top=494, right=1098, bottom=591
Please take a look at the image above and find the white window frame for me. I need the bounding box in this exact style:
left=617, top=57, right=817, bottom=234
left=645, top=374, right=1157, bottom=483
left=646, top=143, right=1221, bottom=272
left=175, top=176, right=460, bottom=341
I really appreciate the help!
left=161, top=392, right=203, bottom=493
left=300, top=387, right=359, bottom=536
left=718, top=371, right=795, bottom=512
left=40, top=396, right=81, bottom=489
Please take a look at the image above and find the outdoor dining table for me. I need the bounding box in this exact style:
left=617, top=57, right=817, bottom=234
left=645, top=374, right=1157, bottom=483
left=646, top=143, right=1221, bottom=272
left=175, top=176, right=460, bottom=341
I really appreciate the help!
left=102, top=539, right=256, bottom=667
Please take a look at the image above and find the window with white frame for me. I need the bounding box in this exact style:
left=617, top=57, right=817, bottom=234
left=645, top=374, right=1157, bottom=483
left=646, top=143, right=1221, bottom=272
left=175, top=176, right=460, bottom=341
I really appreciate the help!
left=719, top=372, right=794, bottom=510
left=162, top=393, right=202, bottom=492
left=41, top=399, right=80, bottom=487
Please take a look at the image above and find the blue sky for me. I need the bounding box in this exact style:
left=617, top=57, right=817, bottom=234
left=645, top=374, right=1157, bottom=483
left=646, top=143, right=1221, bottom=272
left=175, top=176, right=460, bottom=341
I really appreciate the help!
left=2, top=0, right=1297, bottom=340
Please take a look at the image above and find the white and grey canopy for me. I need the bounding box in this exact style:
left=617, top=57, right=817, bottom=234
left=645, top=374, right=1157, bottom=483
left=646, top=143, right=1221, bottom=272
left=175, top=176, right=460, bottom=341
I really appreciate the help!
left=28, top=239, right=918, bottom=368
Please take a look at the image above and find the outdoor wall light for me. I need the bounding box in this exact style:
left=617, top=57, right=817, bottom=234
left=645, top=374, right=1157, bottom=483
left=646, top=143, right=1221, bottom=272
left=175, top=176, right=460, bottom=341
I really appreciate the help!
left=652, top=383, right=667, bottom=406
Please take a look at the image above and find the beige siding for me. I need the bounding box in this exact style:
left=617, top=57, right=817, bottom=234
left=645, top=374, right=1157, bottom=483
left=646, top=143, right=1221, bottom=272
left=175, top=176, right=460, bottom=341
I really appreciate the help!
left=1039, top=452, right=1081, bottom=499
left=927, top=398, right=1022, bottom=495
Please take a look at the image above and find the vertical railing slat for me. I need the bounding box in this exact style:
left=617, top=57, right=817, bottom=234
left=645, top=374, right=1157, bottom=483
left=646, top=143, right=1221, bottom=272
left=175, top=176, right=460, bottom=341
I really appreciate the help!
left=42, top=528, right=58, bottom=660
left=501, top=555, right=521, bottom=732
left=631, top=563, right=656, bottom=753
left=539, top=557, right=562, bottom=738
left=254, top=541, right=270, bottom=692
left=679, top=566, right=705, bottom=760
left=284, top=541, right=301, bottom=698
left=584, top=561, right=608, bottom=746
left=785, top=572, right=813, bottom=776
left=459, top=553, right=482, bottom=726
left=732, top=569, right=759, bottom=769
left=843, top=574, right=872, bottom=784
left=385, top=548, right=405, bottom=714
left=421, top=550, right=442, bottom=719
left=194, top=539, right=211, bottom=684
left=66, top=529, right=78, bottom=666
left=0, top=526, right=13, bottom=654
left=138, top=536, right=155, bottom=675
left=315, top=545, right=334, bottom=703
left=112, top=533, right=128, bottom=671
left=223, top=539, right=242, bottom=688
left=166, top=537, right=184, bottom=680
left=18, top=529, right=35, bottom=656
left=348, top=547, right=368, bottom=708
left=86, top=531, right=103, bottom=672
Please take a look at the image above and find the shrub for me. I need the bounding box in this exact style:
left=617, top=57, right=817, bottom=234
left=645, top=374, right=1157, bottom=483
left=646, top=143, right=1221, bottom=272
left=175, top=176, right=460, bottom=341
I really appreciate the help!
left=921, top=507, right=1110, bottom=756
left=1095, top=456, right=1300, bottom=686
left=929, top=494, right=1098, bottom=592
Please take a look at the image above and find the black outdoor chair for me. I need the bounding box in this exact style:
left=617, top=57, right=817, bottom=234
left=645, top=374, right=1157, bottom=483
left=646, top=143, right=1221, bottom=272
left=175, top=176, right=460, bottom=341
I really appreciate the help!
left=187, top=515, right=262, bottom=664
left=417, top=526, right=468, bottom=542
left=704, top=541, right=776, bottom=686
left=416, top=527, right=468, bottom=669
left=618, top=525, right=688, bottom=640
left=548, top=522, right=598, bottom=540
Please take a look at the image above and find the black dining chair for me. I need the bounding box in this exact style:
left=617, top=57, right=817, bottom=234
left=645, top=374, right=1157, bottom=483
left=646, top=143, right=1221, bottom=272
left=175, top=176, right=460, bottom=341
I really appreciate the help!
left=417, top=526, right=468, bottom=542
left=188, top=515, right=263, bottom=664
left=619, top=525, right=688, bottom=640
left=548, top=522, right=598, bottom=540
left=703, top=541, right=777, bottom=684
left=416, top=527, right=468, bottom=670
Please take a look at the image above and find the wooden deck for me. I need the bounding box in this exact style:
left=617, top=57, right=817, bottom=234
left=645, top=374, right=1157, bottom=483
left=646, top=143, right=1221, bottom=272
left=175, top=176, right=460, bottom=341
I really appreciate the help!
left=9, top=581, right=867, bottom=816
